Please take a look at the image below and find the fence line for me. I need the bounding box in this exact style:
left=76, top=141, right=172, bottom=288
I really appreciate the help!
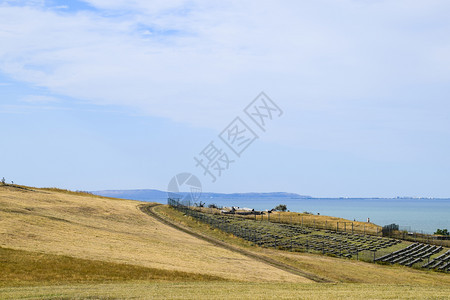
left=167, top=198, right=402, bottom=260
left=168, top=199, right=449, bottom=248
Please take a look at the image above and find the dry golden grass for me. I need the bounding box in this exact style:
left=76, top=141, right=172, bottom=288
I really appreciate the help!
left=158, top=205, right=450, bottom=285
left=2, top=282, right=450, bottom=299
left=0, top=246, right=222, bottom=287
left=198, top=207, right=381, bottom=235
left=0, top=185, right=308, bottom=283
left=1, top=184, right=449, bottom=300
left=268, top=251, right=450, bottom=285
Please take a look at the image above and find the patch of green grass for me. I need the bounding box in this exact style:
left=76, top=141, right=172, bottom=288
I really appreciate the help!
left=0, top=247, right=223, bottom=287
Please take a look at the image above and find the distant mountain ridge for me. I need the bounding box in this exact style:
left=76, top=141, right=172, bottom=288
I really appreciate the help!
left=91, top=189, right=312, bottom=202
left=202, top=192, right=311, bottom=199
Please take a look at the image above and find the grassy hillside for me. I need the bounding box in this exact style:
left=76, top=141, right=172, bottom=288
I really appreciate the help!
left=1, top=184, right=449, bottom=299
left=0, top=246, right=221, bottom=287
left=155, top=204, right=450, bottom=285
left=0, top=184, right=306, bottom=283
left=199, top=207, right=381, bottom=235
left=2, top=282, right=450, bottom=300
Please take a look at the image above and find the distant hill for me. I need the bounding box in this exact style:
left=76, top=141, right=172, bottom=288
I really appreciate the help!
left=202, top=192, right=312, bottom=199
left=91, top=189, right=312, bottom=202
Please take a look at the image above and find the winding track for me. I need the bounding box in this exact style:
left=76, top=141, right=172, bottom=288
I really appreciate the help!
left=139, top=203, right=331, bottom=283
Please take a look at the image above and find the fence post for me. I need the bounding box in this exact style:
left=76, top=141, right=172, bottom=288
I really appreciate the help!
left=352, top=223, right=353, bottom=234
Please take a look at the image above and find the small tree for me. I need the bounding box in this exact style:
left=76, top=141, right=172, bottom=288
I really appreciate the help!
left=434, top=228, right=449, bottom=236
left=274, top=204, right=287, bottom=212
left=1, top=177, right=5, bottom=185
left=195, top=201, right=205, bottom=207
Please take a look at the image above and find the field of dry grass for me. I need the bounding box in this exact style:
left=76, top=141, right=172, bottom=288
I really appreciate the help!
left=1, top=184, right=449, bottom=299
left=156, top=205, right=450, bottom=285
left=0, top=185, right=306, bottom=283
left=0, top=246, right=221, bottom=287
left=2, top=282, right=450, bottom=299
left=199, top=207, right=381, bottom=235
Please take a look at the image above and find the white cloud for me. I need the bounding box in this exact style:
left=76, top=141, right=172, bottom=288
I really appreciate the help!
left=53, top=5, right=69, bottom=10
left=21, top=95, right=61, bottom=103
left=0, top=0, right=450, bottom=159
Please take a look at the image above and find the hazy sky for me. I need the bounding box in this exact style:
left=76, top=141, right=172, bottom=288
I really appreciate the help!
left=1, top=0, right=450, bottom=197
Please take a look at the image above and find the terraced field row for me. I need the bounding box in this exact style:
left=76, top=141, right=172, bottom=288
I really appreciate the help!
left=169, top=200, right=400, bottom=260
left=376, top=244, right=450, bottom=271
left=169, top=200, right=449, bottom=273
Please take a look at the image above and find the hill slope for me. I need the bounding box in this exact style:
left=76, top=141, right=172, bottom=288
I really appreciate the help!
left=1, top=184, right=450, bottom=299
left=0, top=185, right=307, bottom=283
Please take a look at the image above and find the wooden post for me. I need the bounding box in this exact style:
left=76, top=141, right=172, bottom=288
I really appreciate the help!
left=337, top=222, right=339, bottom=232
left=352, top=223, right=353, bottom=234
left=344, top=222, right=346, bottom=232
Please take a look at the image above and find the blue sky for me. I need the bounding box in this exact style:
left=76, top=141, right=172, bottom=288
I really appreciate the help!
left=1, top=0, right=450, bottom=197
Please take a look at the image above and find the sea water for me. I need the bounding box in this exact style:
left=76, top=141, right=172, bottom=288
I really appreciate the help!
left=196, top=197, right=450, bottom=234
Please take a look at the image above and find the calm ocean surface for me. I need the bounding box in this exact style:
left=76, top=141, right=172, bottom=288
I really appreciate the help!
left=160, top=196, right=449, bottom=234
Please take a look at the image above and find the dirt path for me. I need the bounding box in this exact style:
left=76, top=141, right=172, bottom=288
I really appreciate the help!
left=139, top=203, right=332, bottom=283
